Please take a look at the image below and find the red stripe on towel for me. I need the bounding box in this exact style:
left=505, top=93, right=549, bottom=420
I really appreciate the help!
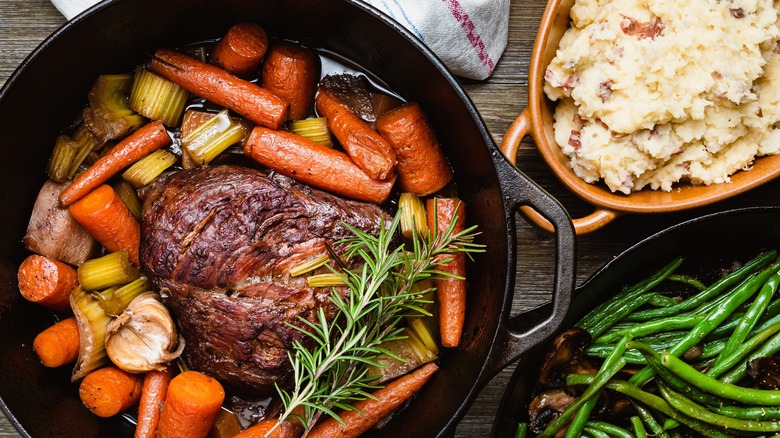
left=440, top=0, right=495, bottom=74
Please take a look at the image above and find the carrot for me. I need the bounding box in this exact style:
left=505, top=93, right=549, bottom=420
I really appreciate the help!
left=307, top=362, right=439, bottom=438
left=210, top=22, right=268, bottom=78
left=17, top=254, right=77, bottom=312
left=59, top=121, right=171, bottom=207
left=68, top=185, right=141, bottom=266
left=134, top=366, right=174, bottom=438
left=33, top=316, right=80, bottom=367
left=79, top=365, right=143, bottom=417
left=262, top=42, right=318, bottom=120
left=244, top=127, right=395, bottom=204
left=376, top=102, right=453, bottom=196
left=150, top=48, right=289, bottom=129
left=316, top=89, right=396, bottom=180
left=232, top=418, right=301, bottom=438
left=427, top=198, right=467, bottom=348
left=156, top=371, right=225, bottom=438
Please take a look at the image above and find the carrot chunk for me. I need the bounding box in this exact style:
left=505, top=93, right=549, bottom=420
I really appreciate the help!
left=376, top=102, right=452, bottom=196
left=150, top=48, right=288, bottom=130
left=59, top=121, right=171, bottom=207
left=244, top=127, right=394, bottom=204
left=262, top=42, right=318, bottom=120
left=427, top=198, right=467, bottom=348
left=156, top=371, right=225, bottom=438
left=233, top=418, right=300, bottom=438
left=307, top=362, right=439, bottom=438
left=79, top=366, right=143, bottom=417
left=69, top=185, right=141, bottom=266
left=33, top=317, right=80, bottom=367
left=211, top=22, right=268, bottom=78
left=316, top=89, right=396, bottom=180
left=134, top=366, right=174, bottom=438
left=17, top=254, right=78, bottom=312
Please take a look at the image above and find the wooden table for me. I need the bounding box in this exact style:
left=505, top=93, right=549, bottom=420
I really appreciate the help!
left=1, top=0, right=779, bottom=436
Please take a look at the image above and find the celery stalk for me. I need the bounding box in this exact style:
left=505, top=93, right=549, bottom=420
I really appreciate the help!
left=94, top=276, right=152, bottom=316
left=129, top=67, right=189, bottom=127
left=399, top=193, right=429, bottom=239
left=288, top=118, right=332, bottom=147
left=77, top=251, right=139, bottom=291
left=67, top=124, right=101, bottom=179
left=113, top=181, right=142, bottom=220
left=47, top=136, right=79, bottom=182
left=182, top=110, right=246, bottom=165
left=122, top=149, right=176, bottom=188
left=83, top=73, right=146, bottom=143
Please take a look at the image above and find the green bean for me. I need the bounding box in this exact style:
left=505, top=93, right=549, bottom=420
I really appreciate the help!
left=628, top=340, right=725, bottom=407
left=588, top=293, right=653, bottom=338
left=661, top=351, right=780, bottom=405
left=537, top=335, right=631, bottom=438
left=578, top=257, right=684, bottom=331
left=632, top=402, right=668, bottom=438
left=630, top=263, right=779, bottom=387
left=661, top=418, right=680, bottom=431
left=659, top=383, right=780, bottom=432
left=667, top=274, right=708, bottom=291
left=711, top=405, right=780, bottom=421
left=595, top=313, right=704, bottom=344
left=707, top=321, right=780, bottom=379
left=706, top=312, right=745, bottom=340
left=583, top=427, right=610, bottom=438
left=721, top=329, right=780, bottom=384
left=514, top=422, right=527, bottom=438
left=566, top=375, right=731, bottom=437
left=631, top=415, right=648, bottom=438
left=648, top=293, right=682, bottom=307
left=606, top=379, right=731, bottom=437
left=565, top=397, right=598, bottom=438
left=585, top=421, right=634, bottom=438
left=714, top=270, right=780, bottom=368
left=627, top=251, right=777, bottom=322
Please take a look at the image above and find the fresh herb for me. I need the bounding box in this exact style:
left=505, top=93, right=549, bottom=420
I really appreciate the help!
left=273, top=209, right=483, bottom=434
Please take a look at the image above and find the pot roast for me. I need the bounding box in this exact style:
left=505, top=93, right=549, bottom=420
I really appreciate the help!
left=140, top=165, right=390, bottom=391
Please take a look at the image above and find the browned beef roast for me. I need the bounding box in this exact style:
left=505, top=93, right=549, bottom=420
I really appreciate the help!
left=140, top=165, right=390, bottom=392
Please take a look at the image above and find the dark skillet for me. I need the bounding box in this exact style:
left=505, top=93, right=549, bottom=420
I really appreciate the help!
left=490, top=206, right=780, bottom=438
left=0, top=0, right=576, bottom=436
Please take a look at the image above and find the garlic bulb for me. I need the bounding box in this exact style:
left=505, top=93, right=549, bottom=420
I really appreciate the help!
left=105, top=291, right=184, bottom=372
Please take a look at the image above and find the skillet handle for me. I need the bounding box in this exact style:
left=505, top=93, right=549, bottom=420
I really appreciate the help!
left=501, top=109, right=618, bottom=235
left=484, top=138, right=576, bottom=374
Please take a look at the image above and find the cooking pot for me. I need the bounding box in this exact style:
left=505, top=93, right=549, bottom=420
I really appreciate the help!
left=490, top=206, right=780, bottom=437
left=0, top=0, right=577, bottom=436
left=500, top=0, right=780, bottom=235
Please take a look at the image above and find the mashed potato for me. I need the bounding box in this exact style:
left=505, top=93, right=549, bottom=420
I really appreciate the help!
left=544, top=0, right=780, bottom=194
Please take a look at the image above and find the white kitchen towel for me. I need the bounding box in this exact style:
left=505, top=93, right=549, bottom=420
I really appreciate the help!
left=50, top=0, right=509, bottom=80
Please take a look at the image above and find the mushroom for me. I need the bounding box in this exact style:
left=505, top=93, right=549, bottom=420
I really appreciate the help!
left=748, top=357, right=780, bottom=389
left=528, top=388, right=578, bottom=433
left=105, top=291, right=184, bottom=372
left=538, top=327, right=593, bottom=387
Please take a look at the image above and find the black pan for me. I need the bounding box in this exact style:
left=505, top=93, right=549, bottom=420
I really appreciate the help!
left=0, top=0, right=576, bottom=436
left=491, top=206, right=780, bottom=437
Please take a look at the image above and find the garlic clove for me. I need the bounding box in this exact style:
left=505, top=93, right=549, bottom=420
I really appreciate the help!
left=105, top=291, right=184, bottom=373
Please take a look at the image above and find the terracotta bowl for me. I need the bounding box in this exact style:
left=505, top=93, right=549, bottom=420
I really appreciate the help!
left=501, top=0, right=780, bottom=235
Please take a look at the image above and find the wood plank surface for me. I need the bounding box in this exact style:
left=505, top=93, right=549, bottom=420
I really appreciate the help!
left=1, top=0, right=779, bottom=437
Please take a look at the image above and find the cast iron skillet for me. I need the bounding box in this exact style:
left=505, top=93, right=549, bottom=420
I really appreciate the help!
left=0, top=0, right=576, bottom=436
left=490, top=206, right=780, bottom=437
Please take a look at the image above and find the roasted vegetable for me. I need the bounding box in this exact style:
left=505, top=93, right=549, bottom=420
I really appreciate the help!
left=105, top=292, right=184, bottom=373
left=70, top=286, right=112, bottom=381
left=83, top=73, right=146, bottom=143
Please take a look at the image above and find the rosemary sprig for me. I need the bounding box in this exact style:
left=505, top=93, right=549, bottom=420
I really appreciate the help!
left=273, top=209, right=483, bottom=434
